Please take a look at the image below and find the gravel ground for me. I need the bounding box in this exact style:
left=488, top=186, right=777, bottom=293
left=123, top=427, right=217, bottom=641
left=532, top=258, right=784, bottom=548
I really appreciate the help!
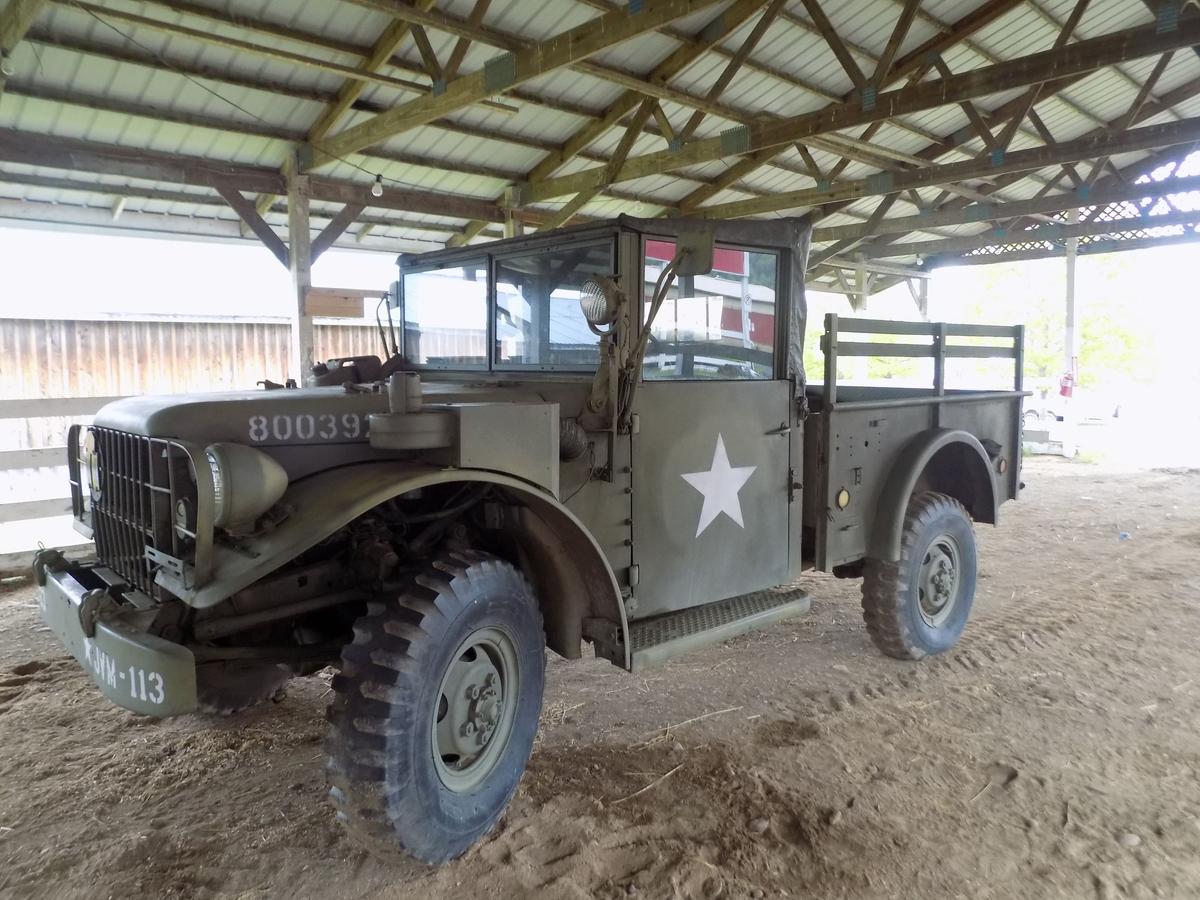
left=1, top=457, right=1198, bottom=899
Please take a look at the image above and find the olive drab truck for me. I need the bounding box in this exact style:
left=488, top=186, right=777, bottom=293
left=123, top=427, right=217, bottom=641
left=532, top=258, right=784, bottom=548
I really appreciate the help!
left=34, top=215, right=1025, bottom=863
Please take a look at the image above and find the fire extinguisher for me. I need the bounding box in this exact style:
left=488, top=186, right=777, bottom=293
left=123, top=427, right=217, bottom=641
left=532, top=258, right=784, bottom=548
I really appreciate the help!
left=1059, top=372, right=1075, bottom=398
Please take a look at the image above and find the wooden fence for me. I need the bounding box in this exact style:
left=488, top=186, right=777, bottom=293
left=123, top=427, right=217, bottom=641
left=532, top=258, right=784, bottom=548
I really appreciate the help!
left=0, top=315, right=385, bottom=570
left=0, top=316, right=384, bottom=453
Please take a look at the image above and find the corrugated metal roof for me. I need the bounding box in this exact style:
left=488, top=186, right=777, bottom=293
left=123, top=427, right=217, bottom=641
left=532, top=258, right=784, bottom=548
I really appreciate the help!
left=0, top=0, right=1197, bottom=275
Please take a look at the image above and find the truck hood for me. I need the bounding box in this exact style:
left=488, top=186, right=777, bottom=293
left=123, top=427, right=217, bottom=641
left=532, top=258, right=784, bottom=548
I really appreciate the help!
left=92, top=381, right=556, bottom=444
left=93, top=387, right=390, bottom=443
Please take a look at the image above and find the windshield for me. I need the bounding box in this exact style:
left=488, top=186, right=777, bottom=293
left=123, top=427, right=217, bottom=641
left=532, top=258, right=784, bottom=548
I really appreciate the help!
left=402, top=260, right=488, bottom=368
left=494, top=239, right=613, bottom=369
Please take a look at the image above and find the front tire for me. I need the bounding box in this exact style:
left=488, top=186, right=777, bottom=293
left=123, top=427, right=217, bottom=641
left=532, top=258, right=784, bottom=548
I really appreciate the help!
left=326, top=550, right=545, bottom=863
left=861, top=491, right=977, bottom=660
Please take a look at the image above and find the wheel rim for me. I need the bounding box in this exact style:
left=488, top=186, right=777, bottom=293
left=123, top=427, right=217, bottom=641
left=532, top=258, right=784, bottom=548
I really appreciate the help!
left=917, top=533, right=962, bottom=627
left=431, top=626, right=520, bottom=793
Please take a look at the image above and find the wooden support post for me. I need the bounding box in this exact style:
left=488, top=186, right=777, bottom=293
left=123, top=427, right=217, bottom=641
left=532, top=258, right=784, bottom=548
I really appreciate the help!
left=1064, top=207, right=1078, bottom=382
left=854, top=254, right=867, bottom=312
left=288, top=157, right=314, bottom=383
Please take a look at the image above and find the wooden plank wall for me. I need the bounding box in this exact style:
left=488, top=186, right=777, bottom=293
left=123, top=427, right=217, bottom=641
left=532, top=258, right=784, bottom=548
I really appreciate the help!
left=0, top=317, right=383, bottom=451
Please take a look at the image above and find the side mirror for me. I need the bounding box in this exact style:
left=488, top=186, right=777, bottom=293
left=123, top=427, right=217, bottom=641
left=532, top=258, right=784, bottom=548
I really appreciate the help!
left=675, top=226, right=715, bottom=276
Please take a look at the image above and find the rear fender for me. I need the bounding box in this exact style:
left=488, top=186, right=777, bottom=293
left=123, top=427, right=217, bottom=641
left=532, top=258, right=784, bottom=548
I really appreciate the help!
left=868, top=429, right=998, bottom=562
left=171, top=462, right=628, bottom=667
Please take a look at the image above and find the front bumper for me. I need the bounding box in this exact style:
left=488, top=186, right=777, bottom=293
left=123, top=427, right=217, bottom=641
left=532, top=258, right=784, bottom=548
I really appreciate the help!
left=36, top=553, right=198, bottom=716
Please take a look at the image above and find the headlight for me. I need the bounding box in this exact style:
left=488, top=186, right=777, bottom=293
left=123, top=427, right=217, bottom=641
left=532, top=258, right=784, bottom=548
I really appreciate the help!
left=83, top=430, right=102, bottom=498
left=580, top=276, right=622, bottom=328
left=204, top=443, right=289, bottom=532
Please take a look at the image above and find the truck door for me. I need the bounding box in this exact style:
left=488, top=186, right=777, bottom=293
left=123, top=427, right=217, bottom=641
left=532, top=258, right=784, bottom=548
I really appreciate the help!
left=629, top=240, right=792, bottom=618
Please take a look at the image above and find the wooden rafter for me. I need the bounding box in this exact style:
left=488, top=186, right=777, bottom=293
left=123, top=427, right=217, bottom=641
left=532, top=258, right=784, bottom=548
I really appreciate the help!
left=311, top=203, right=367, bottom=261
left=616, top=0, right=1039, bottom=216
left=677, top=0, right=786, bottom=144
left=448, top=0, right=765, bottom=246
left=693, top=116, right=1200, bottom=219
left=36, top=0, right=1042, bottom=204
left=2, top=82, right=523, bottom=184
left=0, top=128, right=511, bottom=223
left=932, top=57, right=997, bottom=150
left=538, top=98, right=660, bottom=233
left=217, top=186, right=290, bottom=267
left=308, top=10, right=437, bottom=147
left=309, top=0, right=727, bottom=167
left=1084, top=51, right=1175, bottom=187
left=872, top=73, right=1200, bottom=252
left=409, top=24, right=444, bottom=82
left=992, top=0, right=1091, bottom=153
left=67, top=1, right=428, bottom=93
left=61, top=0, right=1139, bottom=193
left=809, top=194, right=901, bottom=267
left=798, top=0, right=866, bottom=90
left=870, top=0, right=922, bottom=88
left=1026, top=109, right=1085, bottom=189
left=523, top=18, right=1200, bottom=205
left=443, top=0, right=492, bottom=82
left=247, top=10, right=436, bottom=232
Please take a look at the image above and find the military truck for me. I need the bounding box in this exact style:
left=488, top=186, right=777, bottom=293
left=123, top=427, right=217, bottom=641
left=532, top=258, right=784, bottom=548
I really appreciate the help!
left=34, top=215, right=1024, bottom=863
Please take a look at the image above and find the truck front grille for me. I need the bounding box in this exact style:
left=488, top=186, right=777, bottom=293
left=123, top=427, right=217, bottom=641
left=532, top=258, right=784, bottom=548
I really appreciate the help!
left=89, top=428, right=197, bottom=597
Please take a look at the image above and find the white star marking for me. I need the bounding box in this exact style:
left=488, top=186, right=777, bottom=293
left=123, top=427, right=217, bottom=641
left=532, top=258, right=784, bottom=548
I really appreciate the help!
left=680, top=434, right=757, bottom=537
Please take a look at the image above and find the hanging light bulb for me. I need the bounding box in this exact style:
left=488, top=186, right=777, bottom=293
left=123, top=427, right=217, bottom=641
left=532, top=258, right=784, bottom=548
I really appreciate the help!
left=370, top=174, right=383, bottom=198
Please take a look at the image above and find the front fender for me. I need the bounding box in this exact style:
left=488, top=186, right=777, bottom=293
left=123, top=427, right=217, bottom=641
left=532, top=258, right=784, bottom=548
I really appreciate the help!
left=867, top=429, right=998, bottom=562
left=164, top=462, right=628, bottom=666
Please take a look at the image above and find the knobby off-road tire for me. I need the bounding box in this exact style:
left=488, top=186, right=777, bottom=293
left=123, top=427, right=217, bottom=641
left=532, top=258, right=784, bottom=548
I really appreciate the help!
left=326, top=550, right=545, bottom=863
left=195, top=662, right=291, bottom=715
left=861, top=491, right=978, bottom=660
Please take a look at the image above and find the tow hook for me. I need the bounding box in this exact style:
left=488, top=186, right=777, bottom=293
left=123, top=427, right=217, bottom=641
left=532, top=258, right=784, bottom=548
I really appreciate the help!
left=31, top=547, right=67, bottom=587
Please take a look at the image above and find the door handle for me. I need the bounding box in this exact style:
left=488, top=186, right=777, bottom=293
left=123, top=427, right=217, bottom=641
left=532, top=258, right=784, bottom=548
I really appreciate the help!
left=764, top=423, right=791, bottom=436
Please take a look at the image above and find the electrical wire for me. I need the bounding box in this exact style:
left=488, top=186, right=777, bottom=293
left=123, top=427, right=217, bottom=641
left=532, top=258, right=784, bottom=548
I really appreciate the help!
left=562, top=442, right=596, bottom=505
left=74, top=2, right=433, bottom=194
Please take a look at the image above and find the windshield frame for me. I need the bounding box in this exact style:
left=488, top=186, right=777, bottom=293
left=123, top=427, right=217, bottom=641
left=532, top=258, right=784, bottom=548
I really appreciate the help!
left=396, top=224, right=623, bottom=376
left=399, top=257, right=490, bottom=370
left=491, top=234, right=616, bottom=373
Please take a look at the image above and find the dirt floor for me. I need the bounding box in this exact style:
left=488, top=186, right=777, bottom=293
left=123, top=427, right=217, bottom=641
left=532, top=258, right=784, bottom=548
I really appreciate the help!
left=2, top=457, right=1199, bottom=899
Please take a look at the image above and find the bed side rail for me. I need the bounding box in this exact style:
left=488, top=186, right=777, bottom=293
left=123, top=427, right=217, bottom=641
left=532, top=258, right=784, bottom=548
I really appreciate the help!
left=820, top=314, right=1025, bottom=406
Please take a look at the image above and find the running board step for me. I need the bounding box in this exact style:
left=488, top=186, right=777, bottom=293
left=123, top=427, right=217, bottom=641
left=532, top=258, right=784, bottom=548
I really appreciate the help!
left=627, top=588, right=810, bottom=672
